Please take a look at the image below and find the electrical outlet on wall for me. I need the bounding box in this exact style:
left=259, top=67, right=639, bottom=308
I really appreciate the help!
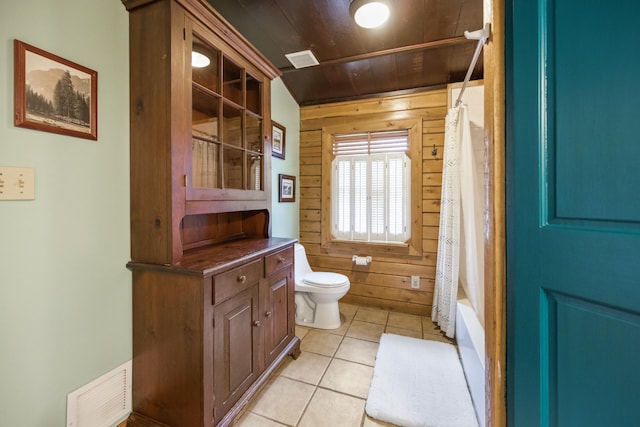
left=411, top=275, right=420, bottom=289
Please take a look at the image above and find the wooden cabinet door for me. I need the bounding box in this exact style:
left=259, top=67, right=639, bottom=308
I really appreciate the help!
left=263, top=267, right=294, bottom=367
left=213, top=284, right=260, bottom=424
left=186, top=16, right=270, bottom=205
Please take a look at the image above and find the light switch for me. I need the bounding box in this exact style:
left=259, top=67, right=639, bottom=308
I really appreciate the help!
left=0, top=166, right=35, bottom=200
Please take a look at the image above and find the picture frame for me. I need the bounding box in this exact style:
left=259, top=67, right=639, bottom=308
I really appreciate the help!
left=271, top=121, right=286, bottom=159
left=14, top=39, right=98, bottom=140
left=278, top=174, right=296, bottom=203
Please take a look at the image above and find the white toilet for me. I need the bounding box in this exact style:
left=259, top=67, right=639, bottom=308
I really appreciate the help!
left=294, top=243, right=350, bottom=329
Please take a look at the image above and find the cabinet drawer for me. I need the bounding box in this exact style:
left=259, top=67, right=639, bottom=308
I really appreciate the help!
left=213, top=259, right=262, bottom=305
left=265, top=246, right=293, bottom=277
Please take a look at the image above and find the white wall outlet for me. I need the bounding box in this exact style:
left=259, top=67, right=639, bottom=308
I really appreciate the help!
left=0, top=166, right=35, bottom=200
left=411, top=275, right=420, bottom=289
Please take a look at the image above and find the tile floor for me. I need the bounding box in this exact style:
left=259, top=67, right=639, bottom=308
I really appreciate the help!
left=235, top=303, right=454, bottom=427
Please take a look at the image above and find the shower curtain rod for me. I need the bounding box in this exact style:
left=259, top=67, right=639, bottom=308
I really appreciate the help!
left=455, top=23, right=491, bottom=107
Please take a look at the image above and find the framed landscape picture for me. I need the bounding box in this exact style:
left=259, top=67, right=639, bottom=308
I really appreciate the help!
left=272, top=121, right=285, bottom=159
left=278, top=174, right=295, bottom=202
left=14, top=39, right=98, bottom=140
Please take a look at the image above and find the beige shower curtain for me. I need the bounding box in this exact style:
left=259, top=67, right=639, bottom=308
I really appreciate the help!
left=432, top=103, right=484, bottom=337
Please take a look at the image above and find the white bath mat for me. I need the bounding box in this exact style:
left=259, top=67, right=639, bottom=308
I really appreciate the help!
left=366, top=333, right=478, bottom=427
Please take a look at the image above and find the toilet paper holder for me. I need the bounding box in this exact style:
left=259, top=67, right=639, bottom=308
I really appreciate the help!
left=352, top=255, right=372, bottom=266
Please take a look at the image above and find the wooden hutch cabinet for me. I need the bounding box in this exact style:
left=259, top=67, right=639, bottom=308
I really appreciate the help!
left=127, top=240, right=297, bottom=427
left=121, top=0, right=300, bottom=426
left=124, top=0, right=280, bottom=266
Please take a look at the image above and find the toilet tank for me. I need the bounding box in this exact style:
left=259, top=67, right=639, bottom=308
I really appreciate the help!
left=294, top=243, right=313, bottom=281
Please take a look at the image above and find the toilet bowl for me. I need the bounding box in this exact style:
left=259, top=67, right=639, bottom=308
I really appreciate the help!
left=294, top=243, right=350, bottom=329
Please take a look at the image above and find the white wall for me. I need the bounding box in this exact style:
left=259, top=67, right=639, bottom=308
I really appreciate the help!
left=270, top=78, right=300, bottom=239
left=0, top=1, right=131, bottom=425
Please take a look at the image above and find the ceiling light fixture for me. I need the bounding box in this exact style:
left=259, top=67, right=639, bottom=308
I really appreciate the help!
left=191, top=51, right=210, bottom=68
left=350, top=0, right=391, bottom=29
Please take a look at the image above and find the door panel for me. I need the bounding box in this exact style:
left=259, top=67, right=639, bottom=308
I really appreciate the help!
left=213, top=285, right=259, bottom=422
left=263, top=269, right=293, bottom=367
left=543, top=291, right=640, bottom=426
left=550, top=1, right=640, bottom=225
left=507, top=0, right=640, bottom=425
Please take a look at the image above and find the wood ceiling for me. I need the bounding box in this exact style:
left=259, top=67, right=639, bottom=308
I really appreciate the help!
left=206, top=0, right=484, bottom=106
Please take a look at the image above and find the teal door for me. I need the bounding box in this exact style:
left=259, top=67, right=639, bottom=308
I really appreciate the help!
left=507, top=0, right=640, bottom=425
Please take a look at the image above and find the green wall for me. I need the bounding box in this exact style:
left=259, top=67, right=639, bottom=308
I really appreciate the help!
left=271, top=78, right=300, bottom=239
left=0, top=1, right=129, bottom=425
left=0, top=2, right=300, bottom=425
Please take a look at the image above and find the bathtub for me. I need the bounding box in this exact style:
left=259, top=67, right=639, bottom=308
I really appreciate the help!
left=456, top=296, right=485, bottom=427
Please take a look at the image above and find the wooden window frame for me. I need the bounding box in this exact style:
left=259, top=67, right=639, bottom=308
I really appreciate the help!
left=321, top=117, right=423, bottom=257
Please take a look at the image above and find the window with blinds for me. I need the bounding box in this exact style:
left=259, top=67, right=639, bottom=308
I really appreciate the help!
left=331, top=130, right=411, bottom=243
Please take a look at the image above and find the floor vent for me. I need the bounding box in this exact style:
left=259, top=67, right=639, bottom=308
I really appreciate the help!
left=66, top=360, right=132, bottom=427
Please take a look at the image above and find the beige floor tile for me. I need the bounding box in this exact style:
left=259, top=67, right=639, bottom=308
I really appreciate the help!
left=272, top=356, right=292, bottom=377
left=249, top=376, right=315, bottom=426
left=325, top=313, right=352, bottom=336
left=346, top=320, right=386, bottom=343
left=235, top=411, right=287, bottom=426
left=387, top=311, right=423, bottom=331
left=422, top=316, right=441, bottom=334
left=319, top=358, right=373, bottom=399
left=385, top=325, right=423, bottom=339
left=298, top=388, right=366, bottom=427
left=301, top=330, right=343, bottom=356
left=354, top=307, right=389, bottom=325
left=278, top=351, right=332, bottom=385
left=339, top=302, right=358, bottom=320
left=423, top=331, right=455, bottom=344
left=296, top=325, right=311, bottom=340
left=334, top=337, right=379, bottom=366
left=363, top=414, right=399, bottom=426
left=242, top=303, right=462, bottom=427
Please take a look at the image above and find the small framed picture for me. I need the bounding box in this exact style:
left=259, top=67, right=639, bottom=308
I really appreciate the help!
left=14, top=39, right=98, bottom=140
left=278, top=174, right=296, bottom=203
left=272, top=121, right=286, bottom=159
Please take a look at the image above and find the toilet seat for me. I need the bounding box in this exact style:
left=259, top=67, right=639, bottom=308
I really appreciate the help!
left=303, top=272, right=349, bottom=288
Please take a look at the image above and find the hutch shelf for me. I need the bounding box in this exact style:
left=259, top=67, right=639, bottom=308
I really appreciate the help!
left=121, top=0, right=300, bottom=425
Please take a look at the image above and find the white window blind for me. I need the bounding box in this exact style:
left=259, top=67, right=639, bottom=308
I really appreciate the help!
left=331, top=130, right=410, bottom=243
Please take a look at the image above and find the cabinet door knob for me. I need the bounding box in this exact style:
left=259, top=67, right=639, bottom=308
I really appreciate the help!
left=265, top=311, right=272, bottom=318
left=277, top=256, right=285, bottom=263
left=253, top=320, right=261, bottom=327
left=238, top=275, right=247, bottom=283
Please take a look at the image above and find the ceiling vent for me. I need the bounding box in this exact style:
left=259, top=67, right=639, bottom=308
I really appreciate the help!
left=285, top=50, right=320, bottom=69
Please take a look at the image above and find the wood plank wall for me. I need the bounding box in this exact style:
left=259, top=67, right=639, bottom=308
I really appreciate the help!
left=298, top=89, right=447, bottom=316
